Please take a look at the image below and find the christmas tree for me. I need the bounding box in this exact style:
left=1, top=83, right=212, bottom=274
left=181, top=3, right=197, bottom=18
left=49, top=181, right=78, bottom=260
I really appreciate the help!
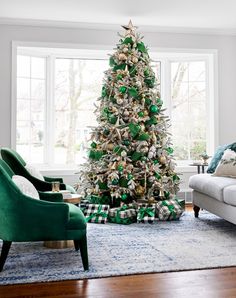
left=79, top=21, right=180, bottom=207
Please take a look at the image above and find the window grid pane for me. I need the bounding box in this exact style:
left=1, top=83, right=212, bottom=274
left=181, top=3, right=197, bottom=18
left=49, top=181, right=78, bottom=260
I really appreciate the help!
left=16, top=55, right=46, bottom=164
left=171, top=61, right=207, bottom=161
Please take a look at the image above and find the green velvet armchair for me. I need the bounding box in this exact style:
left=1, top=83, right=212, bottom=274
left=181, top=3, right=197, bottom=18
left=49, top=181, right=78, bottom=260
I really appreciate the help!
left=0, top=160, right=89, bottom=272
left=0, top=147, right=75, bottom=192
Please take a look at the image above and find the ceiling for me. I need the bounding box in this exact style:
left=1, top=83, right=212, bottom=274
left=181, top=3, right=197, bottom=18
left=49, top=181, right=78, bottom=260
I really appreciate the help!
left=0, top=0, right=236, bottom=35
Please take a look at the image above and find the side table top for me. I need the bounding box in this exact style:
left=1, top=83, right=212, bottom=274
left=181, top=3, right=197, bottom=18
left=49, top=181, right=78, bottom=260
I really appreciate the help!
left=63, top=194, right=82, bottom=204
left=189, top=163, right=208, bottom=166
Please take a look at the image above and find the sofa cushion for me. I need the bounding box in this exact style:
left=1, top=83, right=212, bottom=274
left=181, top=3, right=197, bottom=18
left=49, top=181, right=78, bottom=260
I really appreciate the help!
left=12, top=175, right=40, bottom=200
left=207, top=142, right=236, bottom=173
left=213, top=149, right=236, bottom=178
left=189, top=174, right=236, bottom=202
left=223, top=185, right=236, bottom=207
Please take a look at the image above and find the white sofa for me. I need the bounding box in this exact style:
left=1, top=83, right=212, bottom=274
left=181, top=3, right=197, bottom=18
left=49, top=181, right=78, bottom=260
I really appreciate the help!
left=189, top=174, right=236, bottom=225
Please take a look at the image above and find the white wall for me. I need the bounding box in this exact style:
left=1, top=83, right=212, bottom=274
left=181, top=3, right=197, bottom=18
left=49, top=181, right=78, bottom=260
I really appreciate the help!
left=0, top=24, right=236, bottom=188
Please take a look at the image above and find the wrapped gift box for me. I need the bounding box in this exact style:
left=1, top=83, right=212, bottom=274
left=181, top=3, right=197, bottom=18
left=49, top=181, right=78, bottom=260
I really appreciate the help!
left=83, top=204, right=110, bottom=224
left=156, top=199, right=184, bottom=221
left=79, top=199, right=90, bottom=212
left=137, top=203, right=156, bottom=223
left=108, top=204, right=137, bottom=225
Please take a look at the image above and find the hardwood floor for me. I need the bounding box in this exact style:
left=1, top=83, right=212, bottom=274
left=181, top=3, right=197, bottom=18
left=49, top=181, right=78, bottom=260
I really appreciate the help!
left=1, top=207, right=235, bottom=298
left=0, top=268, right=236, bottom=298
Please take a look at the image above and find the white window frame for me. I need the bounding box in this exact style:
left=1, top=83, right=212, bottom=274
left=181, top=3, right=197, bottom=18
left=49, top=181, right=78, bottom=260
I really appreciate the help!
left=12, top=41, right=218, bottom=174
left=151, top=49, right=218, bottom=168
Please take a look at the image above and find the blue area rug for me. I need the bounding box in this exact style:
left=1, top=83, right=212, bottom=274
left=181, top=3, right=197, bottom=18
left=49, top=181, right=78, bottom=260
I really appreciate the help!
left=0, top=211, right=236, bottom=285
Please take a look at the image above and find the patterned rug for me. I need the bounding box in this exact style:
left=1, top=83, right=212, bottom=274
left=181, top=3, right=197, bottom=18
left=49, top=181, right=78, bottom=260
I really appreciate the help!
left=0, top=211, right=236, bottom=285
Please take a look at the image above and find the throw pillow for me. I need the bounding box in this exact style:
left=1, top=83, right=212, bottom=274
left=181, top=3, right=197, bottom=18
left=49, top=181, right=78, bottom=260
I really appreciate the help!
left=207, top=142, right=236, bottom=173
left=12, top=175, right=40, bottom=200
left=25, top=164, right=45, bottom=181
left=213, top=149, right=236, bottom=178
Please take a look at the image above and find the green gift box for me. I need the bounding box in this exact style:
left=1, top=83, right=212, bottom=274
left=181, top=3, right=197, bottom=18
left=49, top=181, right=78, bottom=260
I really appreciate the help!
left=156, top=199, right=184, bottom=221
left=108, top=204, right=137, bottom=225
left=137, top=203, right=156, bottom=223
left=84, top=204, right=110, bottom=224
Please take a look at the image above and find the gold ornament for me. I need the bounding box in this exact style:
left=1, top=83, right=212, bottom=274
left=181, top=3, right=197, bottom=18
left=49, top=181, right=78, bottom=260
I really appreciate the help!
left=144, top=110, right=149, bottom=116
left=159, top=187, right=165, bottom=198
left=132, top=57, right=138, bottom=64
left=136, top=185, right=145, bottom=196
left=122, top=47, right=129, bottom=53
left=152, top=132, right=157, bottom=143
left=118, top=53, right=127, bottom=61
left=160, top=156, right=166, bottom=164
left=106, top=143, right=114, bottom=150
left=148, top=196, right=156, bottom=204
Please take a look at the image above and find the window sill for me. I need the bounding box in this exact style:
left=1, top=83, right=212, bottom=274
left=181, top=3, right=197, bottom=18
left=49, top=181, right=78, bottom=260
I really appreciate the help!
left=39, top=168, right=78, bottom=176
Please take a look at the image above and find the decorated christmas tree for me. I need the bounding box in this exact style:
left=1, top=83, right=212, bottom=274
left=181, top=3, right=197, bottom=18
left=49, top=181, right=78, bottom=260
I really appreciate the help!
left=79, top=21, right=180, bottom=207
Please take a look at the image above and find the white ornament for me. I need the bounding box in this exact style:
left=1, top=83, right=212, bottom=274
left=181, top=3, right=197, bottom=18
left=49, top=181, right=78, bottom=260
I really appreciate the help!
left=117, top=98, right=124, bottom=105
left=121, top=150, right=127, bottom=157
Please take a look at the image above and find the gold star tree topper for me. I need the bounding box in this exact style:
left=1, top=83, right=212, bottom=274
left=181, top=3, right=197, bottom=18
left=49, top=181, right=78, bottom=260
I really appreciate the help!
left=122, top=20, right=138, bottom=37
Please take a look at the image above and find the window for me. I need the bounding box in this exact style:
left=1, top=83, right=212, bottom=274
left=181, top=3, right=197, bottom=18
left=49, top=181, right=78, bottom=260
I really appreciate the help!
left=16, top=49, right=108, bottom=168
left=171, top=60, right=207, bottom=161
left=14, top=46, right=216, bottom=169
left=16, top=55, right=46, bottom=164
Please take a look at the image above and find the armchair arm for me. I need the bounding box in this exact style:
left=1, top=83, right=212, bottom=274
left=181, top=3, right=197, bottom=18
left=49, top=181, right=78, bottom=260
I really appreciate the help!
left=25, top=175, right=66, bottom=191
left=44, top=176, right=64, bottom=183
left=39, top=191, right=63, bottom=203
left=7, top=190, right=70, bottom=241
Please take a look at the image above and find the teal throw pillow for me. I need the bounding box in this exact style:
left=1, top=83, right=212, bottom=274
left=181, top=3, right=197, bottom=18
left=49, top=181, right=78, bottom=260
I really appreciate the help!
left=207, top=142, right=236, bottom=173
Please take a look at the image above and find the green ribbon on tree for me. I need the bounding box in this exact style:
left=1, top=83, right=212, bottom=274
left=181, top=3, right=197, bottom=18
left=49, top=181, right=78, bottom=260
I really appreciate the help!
left=131, top=151, right=143, bottom=161
left=145, top=116, right=158, bottom=126
left=162, top=201, right=176, bottom=219
left=137, top=133, right=150, bottom=141
left=137, top=207, right=155, bottom=220
left=86, top=205, right=108, bottom=223
left=129, top=65, right=137, bottom=77
left=128, top=87, right=138, bottom=98
left=113, top=63, right=126, bottom=71
left=109, top=56, right=116, bottom=67
left=129, top=123, right=141, bottom=137
left=122, top=37, right=133, bottom=45
left=137, top=42, right=147, bottom=53
left=89, top=150, right=105, bottom=160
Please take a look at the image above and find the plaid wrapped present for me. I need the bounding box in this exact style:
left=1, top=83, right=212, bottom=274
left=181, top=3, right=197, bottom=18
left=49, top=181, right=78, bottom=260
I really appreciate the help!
left=137, top=203, right=156, bottom=223
left=79, top=199, right=90, bottom=213
left=156, top=199, right=184, bottom=221
left=108, top=204, right=137, bottom=225
left=83, top=204, right=110, bottom=224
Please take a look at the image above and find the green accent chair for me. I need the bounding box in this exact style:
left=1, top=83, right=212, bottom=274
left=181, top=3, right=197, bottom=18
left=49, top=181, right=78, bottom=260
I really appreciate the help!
left=0, top=160, right=89, bottom=272
left=0, top=148, right=76, bottom=193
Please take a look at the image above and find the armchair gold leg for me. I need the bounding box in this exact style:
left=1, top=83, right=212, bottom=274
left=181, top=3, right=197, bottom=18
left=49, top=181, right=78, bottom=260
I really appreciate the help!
left=0, top=241, right=12, bottom=272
